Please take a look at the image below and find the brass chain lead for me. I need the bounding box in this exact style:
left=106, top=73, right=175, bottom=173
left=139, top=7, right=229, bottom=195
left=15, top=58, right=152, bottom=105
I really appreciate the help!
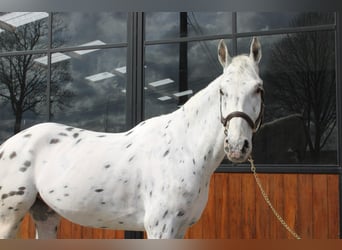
left=248, top=157, right=301, bottom=240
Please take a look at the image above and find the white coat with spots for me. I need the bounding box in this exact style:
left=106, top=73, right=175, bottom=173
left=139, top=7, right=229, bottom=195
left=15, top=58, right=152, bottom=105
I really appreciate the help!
left=0, top=38, right=263, bottom=239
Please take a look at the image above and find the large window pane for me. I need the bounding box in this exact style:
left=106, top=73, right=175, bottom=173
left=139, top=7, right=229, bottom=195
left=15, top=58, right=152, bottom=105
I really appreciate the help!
left=52, top=12, right=127, bottom=48
left=237, top=12, right=335, bottom=33
left=49, top=48, right=127, bottom=133
left=0, top=54, right=47, bottom=141
left=144, top=39, right=231, bottom=118
left=0, top=12, right=48, bottom=52
left=238, top=31, right=337, bottom=164
left=145, top=12, right=232, bottom=41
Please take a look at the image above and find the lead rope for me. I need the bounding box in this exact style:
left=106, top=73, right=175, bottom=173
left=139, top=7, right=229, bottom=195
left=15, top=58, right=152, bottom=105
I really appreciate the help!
left=247, top=157, right=301, bottom=240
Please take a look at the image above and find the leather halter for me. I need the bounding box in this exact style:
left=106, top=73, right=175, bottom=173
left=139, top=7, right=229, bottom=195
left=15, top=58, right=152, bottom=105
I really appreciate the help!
left=220, top=88, right=264, bottom=134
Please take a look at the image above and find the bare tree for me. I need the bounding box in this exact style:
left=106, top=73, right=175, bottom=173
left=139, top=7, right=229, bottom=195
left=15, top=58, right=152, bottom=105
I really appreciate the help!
left=0, top=18, right=73, bottom=134
left=266, top=13, right=335, bottom=161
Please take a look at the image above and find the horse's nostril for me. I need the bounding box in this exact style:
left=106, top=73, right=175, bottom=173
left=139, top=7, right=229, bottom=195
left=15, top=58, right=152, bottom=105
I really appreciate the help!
left=242, top=140, right=249, bottom=151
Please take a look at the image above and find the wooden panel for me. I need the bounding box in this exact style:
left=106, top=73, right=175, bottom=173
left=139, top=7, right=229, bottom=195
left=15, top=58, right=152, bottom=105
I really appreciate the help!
left=18, top=173, right=339, bottom=239
left=184, top=173, right=339, bottom=239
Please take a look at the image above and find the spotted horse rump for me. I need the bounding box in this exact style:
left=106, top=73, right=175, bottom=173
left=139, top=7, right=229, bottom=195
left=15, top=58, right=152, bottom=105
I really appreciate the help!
left=0, top=37, right=263, bottom=239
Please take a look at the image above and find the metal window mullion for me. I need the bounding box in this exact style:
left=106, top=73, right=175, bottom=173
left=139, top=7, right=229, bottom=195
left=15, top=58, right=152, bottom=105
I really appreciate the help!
left=335, top=11, right=342, bottom=239
left=126, top=12, right=145, bottom=129
left=232, top=12, right=237, bottom=56
left=47, top=12, right=52, bottom=121
left=143, top=24, right=336, bottom=46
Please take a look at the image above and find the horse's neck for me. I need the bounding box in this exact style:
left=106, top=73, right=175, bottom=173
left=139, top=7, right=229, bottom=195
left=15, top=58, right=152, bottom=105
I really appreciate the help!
left=174, top=76, right=226, bottom=175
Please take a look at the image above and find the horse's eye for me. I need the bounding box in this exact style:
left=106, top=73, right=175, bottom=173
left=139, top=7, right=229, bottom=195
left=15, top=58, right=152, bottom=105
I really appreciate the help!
left=256, top=87, right=263, bottom=94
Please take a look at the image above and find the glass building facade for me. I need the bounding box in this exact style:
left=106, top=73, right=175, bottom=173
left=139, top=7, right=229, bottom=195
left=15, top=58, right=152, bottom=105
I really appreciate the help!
left=0, top=12, right=339, bottom=170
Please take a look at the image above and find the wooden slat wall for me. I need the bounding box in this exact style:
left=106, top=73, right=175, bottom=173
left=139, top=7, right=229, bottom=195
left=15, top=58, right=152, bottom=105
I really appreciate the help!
left=18, top=173, right=340, bottom=239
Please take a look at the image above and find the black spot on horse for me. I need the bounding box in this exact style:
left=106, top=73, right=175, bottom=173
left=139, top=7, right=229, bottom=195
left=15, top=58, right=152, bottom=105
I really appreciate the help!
left=64, top=194, right=69, bottom=197
left=58, top=133, right=68, bottom=136
left=128, top=156, right=134, bottom=162
left=66, top=127, right=74, bottom=131
left=104, top=164, right=111, bottom=169
left=119, top=221, right=124, bottom=224
left=24, top=134, right=32, bottom=138
left=8, top=207, right=13, bottom=210
left=0, top=151, right=3, bottom=159
left=1, top=194, right=8, bottom=200
left=19, top=167, right=27, bottom=172
left=50, top=138, right=60, bottom=144
left=162, top=224, right=166, bottom=233
left=126, top=143, right=132, bottom=148
left=125, top=130, right=133, bottom=136
left=149, top=191, right=152, bottom=197
left=101, top=202, right=106, bottom=205
left=163, top=210, right=168, bottom=219
left=73, top=133, right=79, bottom=138
left=16, top=191, right=24, bottom=195
left=75, top=139, right=82, bottom=144
left=192, top=159, right=196, bottom=165
left=64, top=185, right=68, bottom=188
left=18, top=187, right=26, bottom=191
left=163, top=150, right=170, bottom=157
left=95, top=189, right=104, bottom=193
left=98, top=135, right=106, bottom=138
left=10, top=152, right=17, bottom=159
left=49, top=190, right=54, bottom=194
left=177, top=211, right=185, bottom=217
left=9, top=191, right=16, bottom=196
left=155, top=220, right=159, bottom=226
left=24, top=161, right=31, bottom=167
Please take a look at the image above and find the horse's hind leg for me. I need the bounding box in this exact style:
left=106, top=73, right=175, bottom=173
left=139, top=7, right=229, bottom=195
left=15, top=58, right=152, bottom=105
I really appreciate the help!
left=30, top=197, right=60, bottom=239
left=0, top=189, right=37, bottom=239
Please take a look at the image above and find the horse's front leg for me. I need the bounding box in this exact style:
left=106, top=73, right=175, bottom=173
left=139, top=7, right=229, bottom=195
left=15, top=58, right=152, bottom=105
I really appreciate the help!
left=144, top=212, right=189, bottom=239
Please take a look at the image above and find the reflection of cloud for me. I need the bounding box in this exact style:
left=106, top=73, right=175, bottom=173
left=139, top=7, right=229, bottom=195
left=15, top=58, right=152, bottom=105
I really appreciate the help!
left=54, top=12, right=127, bottom=45
left=237, top=12, right=299, bottom=33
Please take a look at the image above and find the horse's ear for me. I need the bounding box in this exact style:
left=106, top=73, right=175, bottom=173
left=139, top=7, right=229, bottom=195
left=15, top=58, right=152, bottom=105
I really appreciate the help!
left=218, top=39, right=231, bottom=68
left=250, top=37, right=262, bottom=64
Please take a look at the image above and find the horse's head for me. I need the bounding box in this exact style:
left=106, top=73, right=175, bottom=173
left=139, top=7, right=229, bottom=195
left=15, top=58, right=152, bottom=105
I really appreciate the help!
left=218, top=37, right=264, bottom=163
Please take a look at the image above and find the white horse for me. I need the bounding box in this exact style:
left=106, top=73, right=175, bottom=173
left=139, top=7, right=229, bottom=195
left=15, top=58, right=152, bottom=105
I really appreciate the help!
left=0, top=37, right=263, bottom=239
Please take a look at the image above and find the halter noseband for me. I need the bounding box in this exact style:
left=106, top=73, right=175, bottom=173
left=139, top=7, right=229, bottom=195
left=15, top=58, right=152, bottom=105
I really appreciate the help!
left=220, top=88, right=264, bottom=134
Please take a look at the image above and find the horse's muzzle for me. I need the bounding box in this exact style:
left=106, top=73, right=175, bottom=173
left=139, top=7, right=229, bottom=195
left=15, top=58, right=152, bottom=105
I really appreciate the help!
left=224, top=138, right=251, bottom=163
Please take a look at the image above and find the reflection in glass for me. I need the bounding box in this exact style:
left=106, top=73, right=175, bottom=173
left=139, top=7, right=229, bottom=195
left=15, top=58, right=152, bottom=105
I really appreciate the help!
left=52, top=12, right=127, bottom=48
left=144, top=39, right=231, bottom=119
left=237, top=13, right=336, bottom=164
left=0, top=12, right=48, bottom=52
left=145, top=12, right=232, bottom=41
left=50, top=48, right=127, bottom=133
left=0, top=54, right=47, bottom=141
left=237, top=12, right=334, bottom=33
